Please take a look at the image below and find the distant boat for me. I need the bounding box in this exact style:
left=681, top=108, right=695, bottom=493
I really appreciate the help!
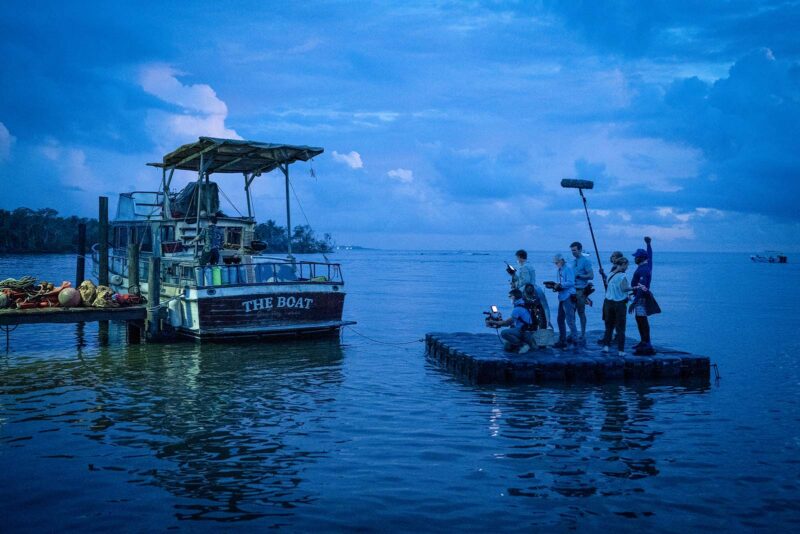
left=750, top=251, right=788, bottom=263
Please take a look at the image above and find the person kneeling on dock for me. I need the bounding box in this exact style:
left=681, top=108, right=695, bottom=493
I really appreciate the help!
left=486, top=288, right=535, bottom=354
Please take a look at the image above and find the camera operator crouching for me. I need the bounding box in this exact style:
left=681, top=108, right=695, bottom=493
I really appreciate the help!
left=486, top=288, right=536, bottom=354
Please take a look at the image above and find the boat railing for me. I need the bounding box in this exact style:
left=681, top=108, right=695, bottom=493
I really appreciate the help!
left=93, top=246, right=344, bottom=288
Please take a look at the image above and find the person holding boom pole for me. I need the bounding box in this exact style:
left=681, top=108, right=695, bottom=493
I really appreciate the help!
left=560, top=179, right=609, bottom=290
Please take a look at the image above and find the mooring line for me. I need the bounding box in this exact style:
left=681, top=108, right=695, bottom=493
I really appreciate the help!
left=344, top=325, right=423, bottom=346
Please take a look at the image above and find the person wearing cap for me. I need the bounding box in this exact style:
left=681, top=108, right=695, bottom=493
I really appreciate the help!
left=630, top=236, right=660, bottom=354
left=486, top=288, right=535, bottom=354
left=551, top=253, right=577, bottom=348
left=570, top=241, right=594, bottom=344
left=601, top=257, right=631, bottom=356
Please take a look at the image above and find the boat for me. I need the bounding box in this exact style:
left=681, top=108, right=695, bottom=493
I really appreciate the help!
left=750, top=251, right=788, bottom=263
left=92, top=137, right=355, bottom=339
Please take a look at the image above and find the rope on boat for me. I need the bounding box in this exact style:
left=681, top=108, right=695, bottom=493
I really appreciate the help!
left=0, top=276, right=37, bottom=290
left=344, top=325, right=424, bottom=346
left=712, top=363, right=721, bottom=380
left=217, top=183, right=245, bottom=217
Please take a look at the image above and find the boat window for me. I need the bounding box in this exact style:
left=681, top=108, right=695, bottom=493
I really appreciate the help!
left=161, top=225, right=176, bottom=242
left=139, top=226, right=153, bottom=252
left=226, top=227, right=242, bottom=246
left=114, top=226, right=128, bottom=248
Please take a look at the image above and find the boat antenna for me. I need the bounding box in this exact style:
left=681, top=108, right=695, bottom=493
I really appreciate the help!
left=288, top=177, right=329, bottom=262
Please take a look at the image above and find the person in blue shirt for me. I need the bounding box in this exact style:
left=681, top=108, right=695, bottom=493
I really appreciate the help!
left=551, top=253, right=577, bottom=348
left=570, top=241, right=594, bottom=344
left=630, top=236, right=660, bottom=354
left=486, top=288, right=534, bottom=354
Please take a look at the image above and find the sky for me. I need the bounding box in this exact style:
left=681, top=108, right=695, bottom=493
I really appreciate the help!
left=1, top=0, right=799, bottom=252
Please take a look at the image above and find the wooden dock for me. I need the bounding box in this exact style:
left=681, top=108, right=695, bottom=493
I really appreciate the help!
left=0, top=306, right=146, bottom=326
left=0, top=306, right=148, bottom=349
left=425, top=331, right=710, bottom=384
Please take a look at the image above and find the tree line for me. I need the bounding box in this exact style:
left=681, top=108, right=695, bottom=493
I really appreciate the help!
left=254, top=220, right=335, bottom=253
left=0, top=207, right=334, bottom=254
left=0, top=208, right=99, bottom=253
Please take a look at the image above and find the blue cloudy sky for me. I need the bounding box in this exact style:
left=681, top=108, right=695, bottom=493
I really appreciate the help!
left=1, top=1, right=799, bottom=251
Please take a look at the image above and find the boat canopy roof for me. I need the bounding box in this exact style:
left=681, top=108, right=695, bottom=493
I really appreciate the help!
left=147, top=137, right=324, bottom=175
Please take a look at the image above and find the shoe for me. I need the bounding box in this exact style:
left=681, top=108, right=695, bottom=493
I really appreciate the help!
left=632, top=341, right=644, bottom=350
left=578, top=336, right=587, bottom=347
left=503, top=342, right=514, bottom=352
left=618, top=351, right=625, bottom=357
left=602, top=345, right=610, bottom=353
left=518, top=344, right=531, bottom=354
left=596, top=338, right=606, bottom=345
left=553, top=340, right=568, bottom=349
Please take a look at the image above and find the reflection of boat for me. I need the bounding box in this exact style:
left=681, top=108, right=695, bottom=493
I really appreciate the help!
left=750, top=251, right=788, bottom=263
left=93, top=137, right=355, bottom=339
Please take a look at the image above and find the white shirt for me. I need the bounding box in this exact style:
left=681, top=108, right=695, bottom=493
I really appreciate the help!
left=605, top=271, right=630, bottom=302
left=513, top=262, right=536, bottom=290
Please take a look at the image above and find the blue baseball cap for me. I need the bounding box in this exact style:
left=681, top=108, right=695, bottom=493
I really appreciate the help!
left=632, top=248, right=648, bottom=259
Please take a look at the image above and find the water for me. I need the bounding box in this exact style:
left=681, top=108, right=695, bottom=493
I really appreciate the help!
left=1, top=251, right=799, bottom=531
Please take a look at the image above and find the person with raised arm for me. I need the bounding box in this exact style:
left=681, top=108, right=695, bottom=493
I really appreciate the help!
left=630, top=236, right=661, bottom=355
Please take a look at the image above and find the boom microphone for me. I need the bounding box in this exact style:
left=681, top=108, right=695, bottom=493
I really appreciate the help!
left=560, top=179, right=594, bottom=190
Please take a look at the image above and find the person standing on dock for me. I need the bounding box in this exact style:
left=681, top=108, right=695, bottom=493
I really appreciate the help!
left=570, top=241, right=594, bottom=345
left=601, top=257, right=631, bottom=356
left=630, top=236, right=660, bottom=355
left=511, top=249, right=536, bottom=291
left=486, top=288, right=534, bottom=354
left=552, top=253, right=577, bottom=348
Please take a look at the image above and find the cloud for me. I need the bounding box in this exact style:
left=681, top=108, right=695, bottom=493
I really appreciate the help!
left=605, top=222, right=696, bottom=241
left=628, top=48, right=800, bottom=219
left=331, top=150, right=363, bottom=169
left=139, top=64, right=240, bottom=147
left=0, top=122, right=14, bottom=160
left=387, top=168, right=414, bottom=183
left=38, top=139, right=101, bottom=203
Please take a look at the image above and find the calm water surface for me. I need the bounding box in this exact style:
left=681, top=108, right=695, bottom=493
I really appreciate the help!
left=1, top=251, right=799, bottom=531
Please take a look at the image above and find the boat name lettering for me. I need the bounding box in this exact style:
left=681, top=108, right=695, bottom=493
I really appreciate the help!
left=242, top=296, right=313, bottom=312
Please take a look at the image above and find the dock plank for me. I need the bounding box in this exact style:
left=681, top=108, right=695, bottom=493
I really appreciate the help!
left=425, top=331, right=710, bottom=384
left=0, top=306, right=146, bottom=326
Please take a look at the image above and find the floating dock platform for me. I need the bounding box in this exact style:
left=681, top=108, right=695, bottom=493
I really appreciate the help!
left=425, top=331, right=710, bottom=384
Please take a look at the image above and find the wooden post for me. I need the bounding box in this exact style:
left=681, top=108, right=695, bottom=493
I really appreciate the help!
left=98, top=196, right=109, bottom=286
left=127, top=244, right=142, bottom=344
left=147, top=256, right=161, bottom=340
left=127, top=320, right=142, bottom=344
left=75, top=223, right=86, bottom=287
left=127, top=244, right=140, bottom=296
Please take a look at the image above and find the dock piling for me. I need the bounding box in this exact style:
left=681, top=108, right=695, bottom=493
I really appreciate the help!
left=75, top=223, right=86, bottom=286
left=127, top=244, right=143, bottom=343
left=127, top=244, right=140, bottom=296
left=98, top=196, right=109, bottom=286
left=147, top=256, right=161, bottom=340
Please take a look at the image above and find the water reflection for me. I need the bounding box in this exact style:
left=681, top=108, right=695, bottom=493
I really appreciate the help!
left=477, top=382, right=709, bottom=501
left=1, top=335, right=345, bottom=523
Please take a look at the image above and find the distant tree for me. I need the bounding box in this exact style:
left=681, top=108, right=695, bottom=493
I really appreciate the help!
left=0, top=208, right=99, bottom=253
left=253, top=219, right=334, bottom=253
